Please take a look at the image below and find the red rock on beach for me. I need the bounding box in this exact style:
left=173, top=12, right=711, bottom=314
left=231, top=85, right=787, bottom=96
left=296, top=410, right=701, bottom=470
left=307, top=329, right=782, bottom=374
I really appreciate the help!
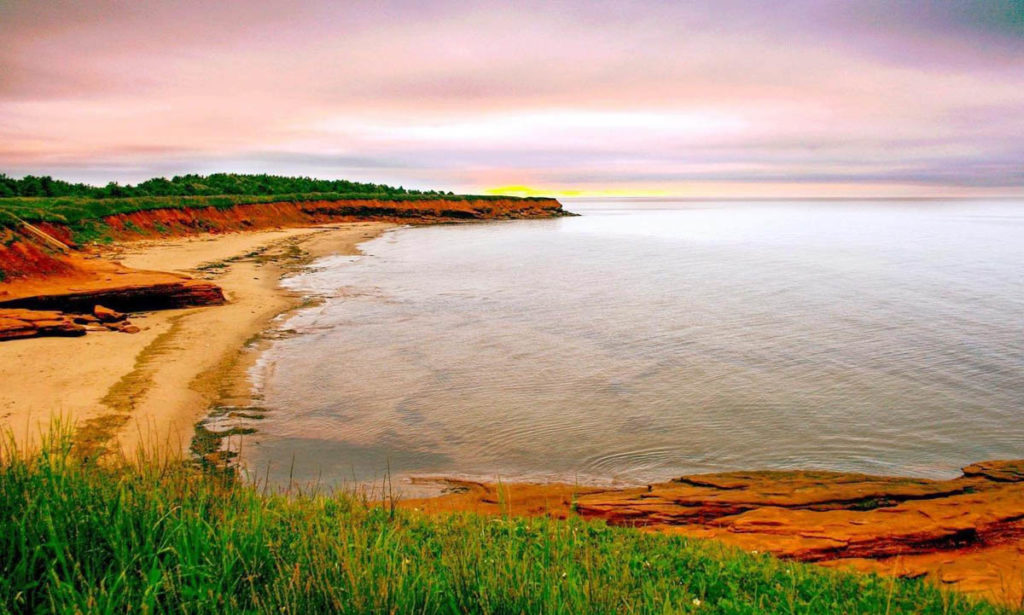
left=0, top=308, right=86, bottom=340
left=402, top=460, right=1024, bottom=606
left=93, top=304, right=126, bottom=323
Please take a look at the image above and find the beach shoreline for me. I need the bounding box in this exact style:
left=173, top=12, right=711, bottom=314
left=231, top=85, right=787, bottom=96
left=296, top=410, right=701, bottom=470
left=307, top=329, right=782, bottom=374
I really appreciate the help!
left=0, top=222, right=394, bottom=457
left=1, top=218, right=1021, bottom=606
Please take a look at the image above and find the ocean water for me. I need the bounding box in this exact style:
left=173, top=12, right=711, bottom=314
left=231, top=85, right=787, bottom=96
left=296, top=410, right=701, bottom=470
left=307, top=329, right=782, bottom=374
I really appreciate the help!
left=233, top=199, right=1024, bottom=489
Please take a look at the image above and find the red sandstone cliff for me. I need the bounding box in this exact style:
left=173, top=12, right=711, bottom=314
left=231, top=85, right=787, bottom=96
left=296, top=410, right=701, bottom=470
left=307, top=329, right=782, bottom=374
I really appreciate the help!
left=1, top=197, right=565, bottom=283
left=0, top=197, right=566, bottom=338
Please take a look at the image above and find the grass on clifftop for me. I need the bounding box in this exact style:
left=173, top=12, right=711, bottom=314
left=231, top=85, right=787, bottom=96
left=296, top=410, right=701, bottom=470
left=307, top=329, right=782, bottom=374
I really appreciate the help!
left=0, top=172, right=552, bottom=232
left=0, top=432, right=1009, bottom=614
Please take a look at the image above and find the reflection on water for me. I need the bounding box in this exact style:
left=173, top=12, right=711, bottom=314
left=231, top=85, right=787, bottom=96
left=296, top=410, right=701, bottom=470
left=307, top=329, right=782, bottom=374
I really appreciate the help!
left=235, top=200, right=1024, bottom=489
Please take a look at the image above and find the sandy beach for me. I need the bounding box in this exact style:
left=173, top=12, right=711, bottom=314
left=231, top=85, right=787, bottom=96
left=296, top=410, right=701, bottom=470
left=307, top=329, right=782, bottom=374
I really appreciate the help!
left=0, top=222, right=393, bottom=457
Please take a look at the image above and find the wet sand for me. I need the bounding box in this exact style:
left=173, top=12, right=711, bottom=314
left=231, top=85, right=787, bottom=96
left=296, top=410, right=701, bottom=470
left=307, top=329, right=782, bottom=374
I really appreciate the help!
left=0, top=222, right=393, bottom=457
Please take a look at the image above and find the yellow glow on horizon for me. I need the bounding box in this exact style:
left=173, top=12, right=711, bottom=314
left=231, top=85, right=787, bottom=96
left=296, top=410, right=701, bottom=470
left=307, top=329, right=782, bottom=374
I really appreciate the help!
left=485, top=185, right=673, bottom=198
left=483, top=181, right=1024, bottom=199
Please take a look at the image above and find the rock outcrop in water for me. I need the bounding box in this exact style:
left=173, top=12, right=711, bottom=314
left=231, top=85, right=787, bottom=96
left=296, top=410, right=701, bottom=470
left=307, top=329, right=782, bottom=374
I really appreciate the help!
left=403, top=460, right=1024, bottom=606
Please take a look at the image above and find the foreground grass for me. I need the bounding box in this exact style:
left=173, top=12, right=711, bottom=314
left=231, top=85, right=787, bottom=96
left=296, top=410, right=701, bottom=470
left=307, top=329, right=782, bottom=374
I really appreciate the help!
left=0, top=438, right=1008, bottom=614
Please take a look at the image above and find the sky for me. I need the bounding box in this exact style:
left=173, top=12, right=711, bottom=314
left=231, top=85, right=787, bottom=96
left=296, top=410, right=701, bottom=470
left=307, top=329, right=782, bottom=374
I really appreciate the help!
left=1, top=0, right=1022, bottom=197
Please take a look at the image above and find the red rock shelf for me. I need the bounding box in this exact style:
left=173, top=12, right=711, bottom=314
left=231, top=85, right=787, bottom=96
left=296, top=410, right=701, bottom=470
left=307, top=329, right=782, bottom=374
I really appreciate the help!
left=403, top=461, right=1024, bottom=606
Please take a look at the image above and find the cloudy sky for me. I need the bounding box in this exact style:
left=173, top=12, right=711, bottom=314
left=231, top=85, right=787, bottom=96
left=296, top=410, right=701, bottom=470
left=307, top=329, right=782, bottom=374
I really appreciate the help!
left=1, top=0, right=1022, bottom=196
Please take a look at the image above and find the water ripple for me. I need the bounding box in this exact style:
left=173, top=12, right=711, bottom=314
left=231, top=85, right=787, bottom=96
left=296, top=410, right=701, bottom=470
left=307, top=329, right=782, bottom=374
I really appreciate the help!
left=243, top=200, right=1024, bottom=487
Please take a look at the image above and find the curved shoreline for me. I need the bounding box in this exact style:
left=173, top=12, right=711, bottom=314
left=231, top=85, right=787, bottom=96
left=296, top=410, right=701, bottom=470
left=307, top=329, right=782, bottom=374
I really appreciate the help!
left=2, top=223, right=1021, bottom=606
left=191, top=223, right=403, bottom=467
left=0, top=222, right=394, bottom=456
left=191, top=224, right=1023, bottom=606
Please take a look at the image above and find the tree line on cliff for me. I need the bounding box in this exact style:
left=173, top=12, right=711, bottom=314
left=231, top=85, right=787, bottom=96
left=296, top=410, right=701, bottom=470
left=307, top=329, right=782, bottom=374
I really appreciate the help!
left=0, top=172, right=455, bottom=199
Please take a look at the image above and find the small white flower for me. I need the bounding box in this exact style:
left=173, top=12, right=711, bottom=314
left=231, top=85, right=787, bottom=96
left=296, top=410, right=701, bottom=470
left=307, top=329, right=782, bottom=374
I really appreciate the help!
left=692, top=598, right=702, bottom=606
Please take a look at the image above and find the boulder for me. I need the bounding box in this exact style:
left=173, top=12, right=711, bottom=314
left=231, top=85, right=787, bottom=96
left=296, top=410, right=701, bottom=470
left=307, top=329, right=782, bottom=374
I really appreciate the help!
left=93, top=304, right=126, bottom=323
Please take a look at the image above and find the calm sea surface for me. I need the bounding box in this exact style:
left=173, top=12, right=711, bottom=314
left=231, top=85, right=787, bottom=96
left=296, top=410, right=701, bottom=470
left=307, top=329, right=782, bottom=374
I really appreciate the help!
left=233, top=200, right=1024, bottom=489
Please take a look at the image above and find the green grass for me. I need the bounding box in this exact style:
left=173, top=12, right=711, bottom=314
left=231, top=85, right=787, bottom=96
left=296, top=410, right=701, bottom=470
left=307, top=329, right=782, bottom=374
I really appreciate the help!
left=0, top=173, right=560, bottom=240
left=0, top=192, right=552, bottom=232
left=0, top=432, right=1008, bottom=614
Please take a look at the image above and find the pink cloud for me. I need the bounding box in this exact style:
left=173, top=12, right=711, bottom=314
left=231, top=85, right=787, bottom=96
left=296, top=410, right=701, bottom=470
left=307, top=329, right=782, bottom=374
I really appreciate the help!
left=0, top=1, right=1021, bottom=195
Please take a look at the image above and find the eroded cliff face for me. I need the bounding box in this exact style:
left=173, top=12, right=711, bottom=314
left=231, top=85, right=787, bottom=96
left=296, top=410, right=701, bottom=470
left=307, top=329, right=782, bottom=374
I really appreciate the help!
left=94, top=198, right=565, bottom=241
left=0, top=228, right=224, bottom=315
left=0, top=197, right=565, bottom=320
left=402, top=461, right=1024, bottom=606
left=0, top=227, right=78, bottom=281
